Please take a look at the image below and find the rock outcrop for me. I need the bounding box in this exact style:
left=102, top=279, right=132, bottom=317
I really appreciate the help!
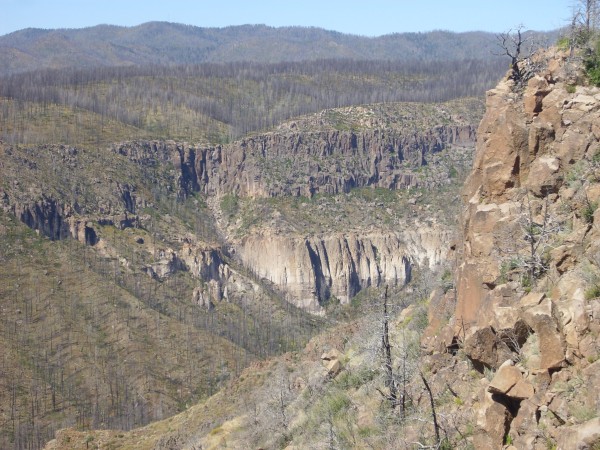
left=424, top=50, right=600, bottom=449
left=237, top=225, right=449, bottom=311
left=113, top=125, right=475, bottom=199
left=110, top=125, right=471, bottom=310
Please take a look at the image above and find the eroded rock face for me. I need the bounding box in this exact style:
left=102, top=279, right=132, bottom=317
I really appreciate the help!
left=452, top=54, right=600, bottom=334
left=237, top=225, right=449, bottom=311
left=434, top=51, right=600, bottom=448
left=114, top=125, right=476, bottom=199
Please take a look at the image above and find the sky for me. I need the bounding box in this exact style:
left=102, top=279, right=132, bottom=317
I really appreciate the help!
left=0, top=0, right=574, bottom=37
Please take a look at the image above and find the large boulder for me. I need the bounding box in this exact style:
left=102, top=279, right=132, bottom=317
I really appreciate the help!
left=557, top=418, right=600, bottom=450
left=464, top=326, right=512, bottom=371
left=521, top=297, right=565, bottom=370
left=321, top=348, right=343, bottom=378
left=488, top=360, right=534, bottom=400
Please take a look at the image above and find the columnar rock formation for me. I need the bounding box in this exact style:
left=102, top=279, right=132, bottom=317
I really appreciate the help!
left=113, top=125, right=475, bottom=199
left=1, top=117, right=473, bottom=313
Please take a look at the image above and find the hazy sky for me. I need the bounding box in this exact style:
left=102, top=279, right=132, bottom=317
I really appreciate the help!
left=1, top=0, right=573, bottom=37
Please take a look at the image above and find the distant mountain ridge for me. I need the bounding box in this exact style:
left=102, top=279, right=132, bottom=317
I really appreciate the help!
left=0, top=21, right=560, bottom=75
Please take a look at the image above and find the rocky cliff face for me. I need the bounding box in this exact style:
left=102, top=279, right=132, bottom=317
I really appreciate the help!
left=113, top=125, right=475, bottom=199
left=237, top=225, right=449, bottom=312
left=105, top=123, right=473, bottom=310
left=1, top=101, right=476, bottom=315
left=423, top=51, right=600, bottom=449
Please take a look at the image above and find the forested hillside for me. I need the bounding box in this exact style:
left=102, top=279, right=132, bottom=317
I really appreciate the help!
left=0, top=22, right=558, bottom=75
left=0, top=22, right=559, bottom=145
left=0, top=59, right=503, bottom=145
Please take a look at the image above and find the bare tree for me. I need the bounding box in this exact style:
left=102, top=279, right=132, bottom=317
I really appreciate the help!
left=572, top=0, right=600, bottom=43
left=495, top=26, right=543, bottom=86
left=419, top=370, right=441, bottom=447
left=561, top=0, right=599, bottom=66
left=499, top=191, right=562, bottom=288
left=263, top=370, right=294, bottom=445
left=376, top=286, right=399, bottom=410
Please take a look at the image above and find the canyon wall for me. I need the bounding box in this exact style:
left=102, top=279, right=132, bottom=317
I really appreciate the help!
left=113, top=125, right=475, bottom=198
left=1, top=115, right=473, bottom=313
left=237, top=225, right=449, bottom=312
left=423, top=51, right=600, bottom=449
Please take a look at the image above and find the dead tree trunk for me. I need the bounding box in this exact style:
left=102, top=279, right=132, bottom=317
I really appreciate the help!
left=420, top=370, right=441, bottom=446
left=381, top=286, right=398, bottom=409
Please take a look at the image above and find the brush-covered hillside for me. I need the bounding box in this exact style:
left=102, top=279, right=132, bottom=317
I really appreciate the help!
left=0, top=92, right=484, bottom=448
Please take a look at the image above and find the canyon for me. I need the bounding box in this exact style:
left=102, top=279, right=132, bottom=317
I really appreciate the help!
left=0, top=98, right=478, bottom=448
left=1, top=15, right=598, bottom=447
left=1, top=102, right=477, bottom=314
left=40, top=46, right=600, bottom=450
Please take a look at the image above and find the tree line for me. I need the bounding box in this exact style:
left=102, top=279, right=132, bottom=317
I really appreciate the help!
left=0, top=58, right=507, bottom=145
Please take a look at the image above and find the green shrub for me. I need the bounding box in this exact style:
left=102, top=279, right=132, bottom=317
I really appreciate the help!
left=556, top=36, right=570, bottom=51
left=583, top=201, right=598, bottom=224
left=585, top=38, right=600, bottom=86
left=441, top=268, right=454, bottom=292
left=585, top=284, right=600, bottom=300
left=441, top=269, right=452, bottom=282
left=411, top=306, right=429, bottom=331
left=571, top=403, right=597, bottom=422
left=358, top=426, right=375, bottom=438
left=499, top=257, right=520, bottom=283
left=220, top=194, right=239, bottom=219
left=310, top=390, right=352, bottom=421
left=587, top=61, right=600, bottom=86
left=337, top=367, right=376, bottom=389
